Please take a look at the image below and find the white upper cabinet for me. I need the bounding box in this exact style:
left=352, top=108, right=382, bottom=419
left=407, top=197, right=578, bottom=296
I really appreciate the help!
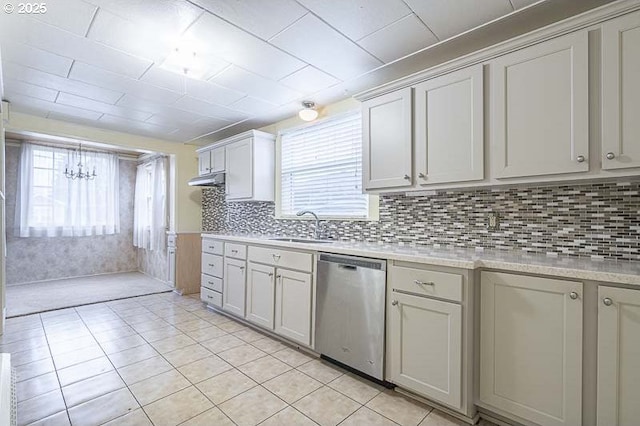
left=226, top=138, right=253, bottom=200
left=602, top=11, right=640, bottom=170
left=362, top=87, right=413, bottom=190
left=480, top=272, right=583, bottom=426
left=597, top=286, right=640, bottom=426
left=211, top=146, right=226, bottom=173
left=198, top=150, right=211, bottom=176
left=491, top=31, right=589, bottom=179
left=414, top=65, right=484, bottom=185
left=224, top=130, right=275, bottom=202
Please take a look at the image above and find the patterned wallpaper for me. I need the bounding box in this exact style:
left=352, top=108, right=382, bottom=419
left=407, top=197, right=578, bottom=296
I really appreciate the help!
left=137, top=247, right=167, bottom=283
left=202, top=180, right=640, bottom=261
left=5, top=145, right=140, bottom=284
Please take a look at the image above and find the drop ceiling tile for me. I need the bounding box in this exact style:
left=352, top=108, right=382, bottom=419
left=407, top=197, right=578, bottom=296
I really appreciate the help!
left=115, top=95, right=210, bottom=123
left=1, top=16, right=152, bottom=78
left=510, top=0, right=545, bottom=9
left=99, top=114, right=178, bottom=134
left=0, top=41, right=73, bottom=77
left=296, top=0, right=411, bottom=40
left=227, top=96, right=277, bottom=116
left=3, top=78, right=59, bottom=102
left=183, top=13, right=306, bottom=80
left=88, top=0, right=203, bottom=35
left=279, top=66, right=340, bottom=94
left=87, top=9, right=173, bottom=64
left=186, top=79, right=246, bottom=106
left=173, top=96, right=248, bottom=122
left=3, top=62, right=124, bottom=104
left=190, top=0, right=307, bottom=40
left=34, top=0, right=97, bottom=36
left=69, top=62, right=183, bottom=104
left=358, top=14, right=438, bottom=63
left=403, top=0, right=513, bottom=40
left=270, top=14, right=382, bottom=80
left=56, top=93, right=152, bottom=122
left=211, top=66, right=302, bottom=106
left=140, top=66, right=245, bottom=106
left=8, top=93, right=103, bottom=120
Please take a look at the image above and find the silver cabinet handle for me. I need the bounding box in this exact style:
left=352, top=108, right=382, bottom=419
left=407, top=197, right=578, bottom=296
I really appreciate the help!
left=603, top=297, right=613, bottom=306
left=403, top=174, right=411, bottom=180
left=414, top=280, right=434, bottom=286
left=208, top=263, right=215, bottom=267
left=418, top=172, right=426, bottom=179
left=240, top=266, right=245, bottom=270
left=208, top=246, right=216, bottom=250
left=207, top=295, right=213, bottom=299
left=231, top=249, right=238, bottom=254
left=268, top=272, right=274, bottom=277
left=391, top=300, right=398, bottom=306
left=576, top=155, right=585, bottom=163
left=606, top=152, right=615, bottom=160
left=569, top=292, right=579, bottom=300
left=272, top=254, right=281, bottom=261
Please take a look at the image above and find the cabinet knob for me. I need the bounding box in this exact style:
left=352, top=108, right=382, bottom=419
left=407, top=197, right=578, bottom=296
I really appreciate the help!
left=418, top=172, right=426, bottom=179
left=603, top=297, right=613, bottom=306
left=391, top=300, right=398, bottom=306
left=606, top=152, right=615, bottom=160
left=268, top=273, right=274, bottom=277
left=240, top=266, right=245, bottom=270
left=272, top=254, right=281, bottom=261
left=208, top=263, right=215, bottom=267
left=576, top=155, right=585, bottom=163
left=569, top=291, right=579, bottom=300
left=231, top=249, right=238, bottom=254
left=414, top=280, right=434, bottom=286
left=403, top=174, right=411, bottom=180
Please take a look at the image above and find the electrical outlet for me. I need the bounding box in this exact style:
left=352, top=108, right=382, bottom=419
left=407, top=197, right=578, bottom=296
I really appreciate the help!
left=487, top=212, right=500, bottom=230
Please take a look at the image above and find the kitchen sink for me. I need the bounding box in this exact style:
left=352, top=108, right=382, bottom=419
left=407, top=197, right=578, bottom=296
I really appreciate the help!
left=268, top=237, right=333, bottom=244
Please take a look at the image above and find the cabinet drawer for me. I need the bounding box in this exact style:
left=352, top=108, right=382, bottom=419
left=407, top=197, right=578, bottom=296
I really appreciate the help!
left=389, top=265, right=462, bottom=302
left=201, top=287, right=222, bottom=308
left=225, top=243, right=247, bottom=260
left=201, top=274, right=222, bottom=292
left=202, top=239, right=224, bottom=255
left=248, top=245, right=313, bottom=272
left=202, top=253, right=223, bottom=278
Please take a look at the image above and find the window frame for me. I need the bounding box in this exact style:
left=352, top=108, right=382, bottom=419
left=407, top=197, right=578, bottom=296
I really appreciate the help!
left=274, top=111, right=379, bottom=221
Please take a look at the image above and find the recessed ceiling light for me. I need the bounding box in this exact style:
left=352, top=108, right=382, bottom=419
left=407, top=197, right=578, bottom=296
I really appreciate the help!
left=298, top=101, right=318, bottom=121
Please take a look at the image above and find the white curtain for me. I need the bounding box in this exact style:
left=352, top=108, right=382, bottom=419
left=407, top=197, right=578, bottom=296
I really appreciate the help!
left=16, top=142, right=120, bottom=237
left=133, top=157, right=167, bottom=251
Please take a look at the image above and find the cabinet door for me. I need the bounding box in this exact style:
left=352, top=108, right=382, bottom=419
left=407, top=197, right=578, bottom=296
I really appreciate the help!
left=362, top=88, right=413, bottom=190
left=387, top=292, right=462, bottom=409
left=246, top=263, right=275, bottom=329
left=491, top=31, right=589, bottom=178
left=223, top=258, right=246, bottom=317
left=480, top=272, right=583, bottom=426
left=275, top=269, right=312, bottom=346
left=211, top=146, right=226, bottom=173
left=602, top=11, right=640, bottom=170
left=597, top=286, right=640, bottom=426
left=226, top=138, right=253, bottom=200
left=198, top=150, right=211, bottom=175
left=414, top=65, right=484, bottom=185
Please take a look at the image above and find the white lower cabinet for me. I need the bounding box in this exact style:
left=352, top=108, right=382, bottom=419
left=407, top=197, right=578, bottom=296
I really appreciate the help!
left=223, top=258, right=246, bottom=317
left=275, top=268, right=313, bottom=346
left=387, top=291, right=462, bottom=409
left=246, top=263, right=275, bottom=329
left=597, top=286, right=640, bottom=426
left=480, top=272, right=583, bottom=426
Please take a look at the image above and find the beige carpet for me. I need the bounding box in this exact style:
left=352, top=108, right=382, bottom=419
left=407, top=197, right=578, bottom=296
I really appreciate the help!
left=6, top=272, right=172, bottom=317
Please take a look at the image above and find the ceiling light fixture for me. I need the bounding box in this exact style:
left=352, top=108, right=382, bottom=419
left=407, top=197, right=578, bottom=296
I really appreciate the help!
left=298, top=101, right=319, bottom=122
left=160, top=41, right=206, bottom=80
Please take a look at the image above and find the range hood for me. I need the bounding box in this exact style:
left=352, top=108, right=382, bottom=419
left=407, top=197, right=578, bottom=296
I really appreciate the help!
left=188, top=172, right=225, bottom=187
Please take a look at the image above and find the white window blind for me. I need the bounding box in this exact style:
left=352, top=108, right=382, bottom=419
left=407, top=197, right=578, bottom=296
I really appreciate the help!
left=279, top=112, right=369, bottom=219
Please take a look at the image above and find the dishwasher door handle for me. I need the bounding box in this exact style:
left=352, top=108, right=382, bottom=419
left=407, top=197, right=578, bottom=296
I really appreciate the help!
left=337, top=264, right=357, bottom=271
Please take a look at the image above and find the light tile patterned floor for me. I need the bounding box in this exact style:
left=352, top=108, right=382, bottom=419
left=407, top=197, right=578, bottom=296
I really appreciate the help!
left=2, top=292, right=474, bottom=426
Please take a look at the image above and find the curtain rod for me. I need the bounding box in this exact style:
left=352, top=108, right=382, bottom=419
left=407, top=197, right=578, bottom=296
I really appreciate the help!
left=8, top=139, right=141, bottom=159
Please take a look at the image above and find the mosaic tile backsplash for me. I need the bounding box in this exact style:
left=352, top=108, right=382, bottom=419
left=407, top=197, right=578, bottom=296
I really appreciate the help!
left=202, top=180, right=640, bottom=261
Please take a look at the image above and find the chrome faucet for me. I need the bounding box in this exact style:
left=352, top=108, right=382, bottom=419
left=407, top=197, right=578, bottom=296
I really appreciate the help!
left=296, top=210, right=322, bottom=239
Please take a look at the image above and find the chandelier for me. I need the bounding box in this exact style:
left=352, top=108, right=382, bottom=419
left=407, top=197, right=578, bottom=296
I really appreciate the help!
left=64, top=144, right=97, bottom=180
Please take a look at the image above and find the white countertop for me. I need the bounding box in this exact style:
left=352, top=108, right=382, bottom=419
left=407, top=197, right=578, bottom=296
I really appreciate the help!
left=202, top=233, right=640, bottom=286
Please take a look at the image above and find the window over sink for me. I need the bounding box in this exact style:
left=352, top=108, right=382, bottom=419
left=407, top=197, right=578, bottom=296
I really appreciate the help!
left=276, top=112, right=377, bottom=220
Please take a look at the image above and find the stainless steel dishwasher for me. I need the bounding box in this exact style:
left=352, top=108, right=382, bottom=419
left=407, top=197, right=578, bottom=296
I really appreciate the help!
left=315, top=253, right=387, bottom=380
